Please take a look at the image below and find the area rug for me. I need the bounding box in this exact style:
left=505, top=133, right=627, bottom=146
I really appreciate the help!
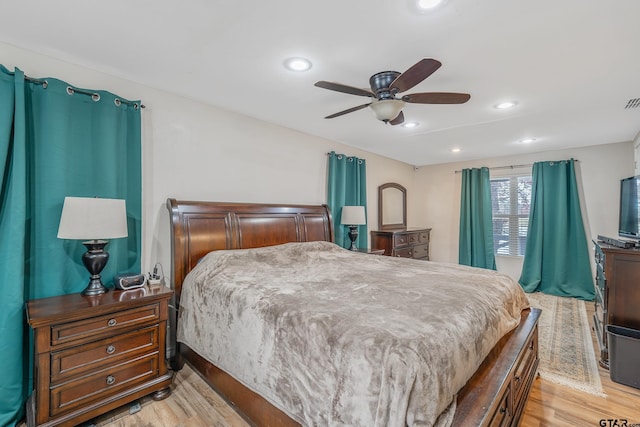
left=526, top=292, right=605, bottom=396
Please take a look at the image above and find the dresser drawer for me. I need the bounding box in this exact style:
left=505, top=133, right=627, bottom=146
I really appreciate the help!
left=412, top=244, right=429, bottom=259
left=51, top=303, right=161, bottom=347
left=394, top=247, right=413, bottom=258
left=595, top=302, right=606, bottom=329
left=407, top=233, right=419, bottom=244
left=594, top=243, right=604, bottom=267
left=51, top=326, right=159, bottom=383
left=50, top=353, right=159, bottom=417
left=418, top=231, right=430, bottom=244
left=596, top=264, right=607, bottom=291
left=595, top=285, right=604, bottom=308
left=393, top=234, right=410, bottom=247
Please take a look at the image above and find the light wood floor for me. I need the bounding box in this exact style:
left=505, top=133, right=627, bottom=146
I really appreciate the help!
left=84, top=303, right=640, bottom=426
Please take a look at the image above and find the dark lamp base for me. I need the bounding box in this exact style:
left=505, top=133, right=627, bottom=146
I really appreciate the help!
left=81, top=240, right=110, bottom=296
left=347, top=225, right=359, bottom=251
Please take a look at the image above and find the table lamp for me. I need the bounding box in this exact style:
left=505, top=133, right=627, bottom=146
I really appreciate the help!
left=57, top=196, right=128, bottom=296
left=340, top=205, right=366, bottom=251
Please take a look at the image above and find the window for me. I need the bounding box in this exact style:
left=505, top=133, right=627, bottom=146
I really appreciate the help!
left=490, top=176, right=532, bottom=256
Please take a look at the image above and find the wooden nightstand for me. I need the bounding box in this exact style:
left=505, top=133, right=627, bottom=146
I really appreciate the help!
left=26, top=286, right=174, bottom=427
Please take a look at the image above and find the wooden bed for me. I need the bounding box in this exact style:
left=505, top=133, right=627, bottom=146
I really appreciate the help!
left=167, top=198, right=540, bottom=427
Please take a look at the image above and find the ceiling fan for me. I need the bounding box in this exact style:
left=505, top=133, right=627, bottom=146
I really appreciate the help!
left=314, top=58, right=470, bottom=125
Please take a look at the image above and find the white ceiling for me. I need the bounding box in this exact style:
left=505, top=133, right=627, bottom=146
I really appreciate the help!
left=2, top=0, right=640, bottom=166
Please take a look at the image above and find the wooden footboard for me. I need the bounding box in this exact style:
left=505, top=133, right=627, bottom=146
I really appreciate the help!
left=453, top=307, right=540, bottom=427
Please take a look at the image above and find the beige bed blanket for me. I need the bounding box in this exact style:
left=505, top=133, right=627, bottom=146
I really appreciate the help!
left=177, top=241, right=529, bottom=426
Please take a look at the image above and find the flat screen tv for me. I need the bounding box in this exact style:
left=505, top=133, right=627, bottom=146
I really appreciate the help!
left=619, top=175, right=640, bottom=239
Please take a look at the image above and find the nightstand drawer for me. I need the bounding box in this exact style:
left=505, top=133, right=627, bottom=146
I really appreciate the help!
left=51, top=326, right=159, bottom=382
left=50, top=353, right=159, bottom=417
left=51, top=303, right=161, bottom=346
left=418, top=231, right=430, bottom=244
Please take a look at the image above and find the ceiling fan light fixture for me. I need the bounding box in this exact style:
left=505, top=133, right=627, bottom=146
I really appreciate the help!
left=402, top=122, right=419, bottom=128
left=370, top=99, right=405, bottom=122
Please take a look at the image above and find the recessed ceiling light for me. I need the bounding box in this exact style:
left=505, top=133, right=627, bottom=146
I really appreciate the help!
left=494, top=101, right=517, bottom=110
left=417, top=0, right=444, bottom=10
left=283, top=57, right=312, bottom=72
left=451, top=148, right=461, bottom=153
left=402, top=122, right=419, bottom=128
left=519, top=138, right=537, bottom=144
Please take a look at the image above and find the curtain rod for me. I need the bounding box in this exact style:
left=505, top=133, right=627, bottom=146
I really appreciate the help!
left=453, top=159, right=578, bottom=174
left=24, top=74, right=145, bottom=109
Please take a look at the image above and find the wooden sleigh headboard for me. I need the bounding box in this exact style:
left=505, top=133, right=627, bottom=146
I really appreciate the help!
left=166, top=198, right=334, bottom=301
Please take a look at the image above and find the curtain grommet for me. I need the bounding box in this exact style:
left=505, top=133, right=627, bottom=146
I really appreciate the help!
left=91, top=93, right=100, bottom=102
left=66, top=86, right=74, bottom=95
left=114, top=98, right=121, bottom=107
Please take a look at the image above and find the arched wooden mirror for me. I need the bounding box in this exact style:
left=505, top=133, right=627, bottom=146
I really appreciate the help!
left=378, top=183, right=407, bottom=230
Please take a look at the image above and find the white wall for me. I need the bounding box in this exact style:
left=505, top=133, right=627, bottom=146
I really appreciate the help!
left=0, top=42, right=415, bottom=284
left=3, top=41, right=634, bottom=286
left=413, top=142, right=634, bottom=279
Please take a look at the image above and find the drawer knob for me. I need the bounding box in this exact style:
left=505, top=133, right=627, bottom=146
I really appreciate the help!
left=107, top=318, right=117, bottom=327
left=106, top=345, right=116, bottom=354
left=106, top=375, right=116, bottom=385
left=499, top=406, right=507, bottom=414
left=514, top=375, right=521, bottom=382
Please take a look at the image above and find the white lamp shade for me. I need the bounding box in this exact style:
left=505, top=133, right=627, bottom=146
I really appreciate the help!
left=341, top=206, right=366, bottom=225
left=369, top=99, right=405, bottom=121
left=57, top=197, right=128, bottom=240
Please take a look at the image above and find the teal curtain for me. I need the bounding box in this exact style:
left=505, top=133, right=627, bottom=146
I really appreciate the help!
left=0, top=65, right=142, bottom=426
left=0, top=66, right=29, bottom=427
left=459, top=167, right=496, bottom=269
left=519, top=160, right=594, bottom=300
left=327, top=151, right=367, bottom=249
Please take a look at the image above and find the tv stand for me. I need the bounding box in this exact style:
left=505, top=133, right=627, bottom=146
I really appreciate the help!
left=592, top=241, right=640, bottom=368
left=597, top=235, right=637, bottom=249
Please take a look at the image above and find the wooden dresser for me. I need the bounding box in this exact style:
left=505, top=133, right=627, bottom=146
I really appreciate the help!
left=593, top=240, right=640, bottom=369
left=26, top=286, right=174, bottom=427
left=370, top=228, right=431, bottom=260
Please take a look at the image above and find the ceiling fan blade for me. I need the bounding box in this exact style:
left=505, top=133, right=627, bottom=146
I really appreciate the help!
left=402, top=92, right=471, bottom=104
left=324, top=103, right=371, bottom=119
left=390, top=59, right=442, bottom=93
left=389, top=111, right=405, bottom=126
left=315, top=81, right=375, bottom=98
